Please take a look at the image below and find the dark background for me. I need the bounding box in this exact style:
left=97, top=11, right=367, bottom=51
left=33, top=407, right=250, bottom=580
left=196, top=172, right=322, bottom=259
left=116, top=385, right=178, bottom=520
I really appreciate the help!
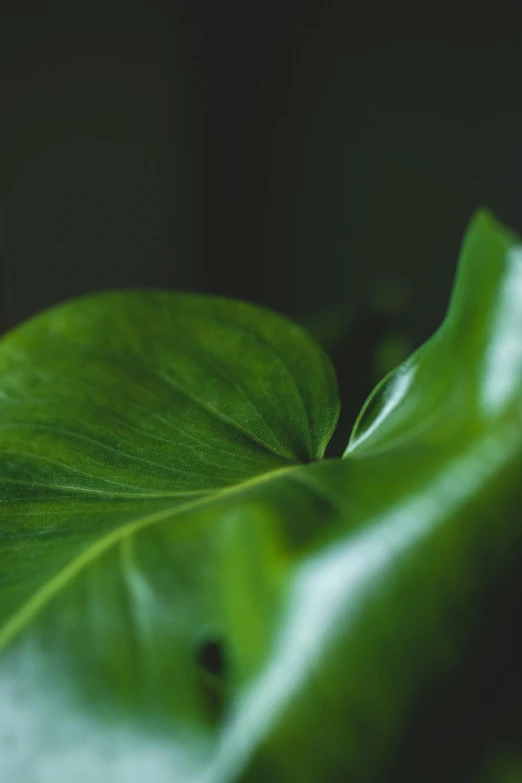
left=1, top=6, right=522, bottom=778
left=3, top=3, right=521, bottom=332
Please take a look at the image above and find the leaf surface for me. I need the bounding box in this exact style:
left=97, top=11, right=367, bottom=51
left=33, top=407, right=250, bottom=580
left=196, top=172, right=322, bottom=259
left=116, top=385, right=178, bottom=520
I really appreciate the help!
left=1, top=213, right=522, bottom=782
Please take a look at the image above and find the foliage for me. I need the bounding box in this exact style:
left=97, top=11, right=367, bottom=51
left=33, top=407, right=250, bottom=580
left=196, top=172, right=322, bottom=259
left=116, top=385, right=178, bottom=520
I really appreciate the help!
left=0, top=212, right=521, bottom=781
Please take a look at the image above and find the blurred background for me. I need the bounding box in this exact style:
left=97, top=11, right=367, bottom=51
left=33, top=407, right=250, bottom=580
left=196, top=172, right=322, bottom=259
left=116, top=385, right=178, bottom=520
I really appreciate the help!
left=2, top=3, right=522, bottom=780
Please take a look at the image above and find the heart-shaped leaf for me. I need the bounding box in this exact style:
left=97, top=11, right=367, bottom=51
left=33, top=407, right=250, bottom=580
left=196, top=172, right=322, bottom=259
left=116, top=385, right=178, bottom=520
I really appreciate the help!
left=1, top=212, right=522, bottom=782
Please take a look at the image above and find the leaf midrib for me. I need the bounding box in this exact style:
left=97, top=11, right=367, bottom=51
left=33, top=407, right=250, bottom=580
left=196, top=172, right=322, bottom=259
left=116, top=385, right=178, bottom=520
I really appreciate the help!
left=0, top=463, right=299, bottom=653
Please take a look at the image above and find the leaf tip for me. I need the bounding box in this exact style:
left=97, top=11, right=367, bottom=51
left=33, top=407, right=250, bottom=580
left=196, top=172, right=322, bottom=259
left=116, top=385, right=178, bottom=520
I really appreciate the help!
left=464, top=208, right=520, bottom=254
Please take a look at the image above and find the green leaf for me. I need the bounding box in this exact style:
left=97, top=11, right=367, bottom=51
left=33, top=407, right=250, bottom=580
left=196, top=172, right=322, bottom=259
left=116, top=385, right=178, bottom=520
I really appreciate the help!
left=1, top=211, right=522, bottom=782
left=0, top=292, right=339, bottom=781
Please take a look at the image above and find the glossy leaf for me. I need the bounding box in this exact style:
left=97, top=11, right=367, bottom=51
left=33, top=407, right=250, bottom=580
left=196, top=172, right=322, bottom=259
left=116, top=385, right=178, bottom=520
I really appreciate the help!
left=0, top=212, right=521, bottom=782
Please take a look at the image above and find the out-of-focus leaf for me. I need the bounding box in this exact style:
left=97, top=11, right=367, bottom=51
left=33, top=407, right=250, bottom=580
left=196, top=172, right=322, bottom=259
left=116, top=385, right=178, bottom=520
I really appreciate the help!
left=0, top=211, right=521, bottom=782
